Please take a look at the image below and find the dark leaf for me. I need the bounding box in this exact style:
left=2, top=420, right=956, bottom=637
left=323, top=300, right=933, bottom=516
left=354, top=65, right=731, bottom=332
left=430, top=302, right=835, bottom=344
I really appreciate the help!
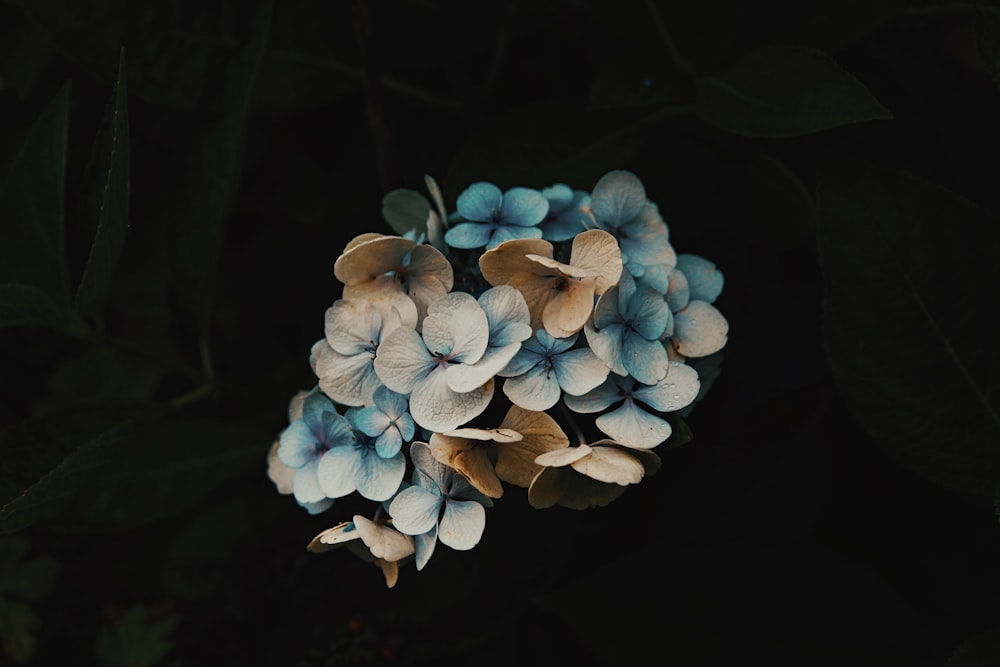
left=696, top=45, right=892, bottom=138
left=96, top=606, right=179, bottom=667
left=817, top=161, right=1000, bottom=499
left=0, top=284, right=65, bottom=329
left=746, top=151, right=816, bottom=250
left=76, top=48, right=130, bottom=320
left=168, top=0, right=273, bottom=336
left=0, top=536, right=58, bottom=603
left=0, top=81, right=70, bottom=305
left=0, top=598, right=38, bottom=664
left=381, top=188, right=430, bottom=237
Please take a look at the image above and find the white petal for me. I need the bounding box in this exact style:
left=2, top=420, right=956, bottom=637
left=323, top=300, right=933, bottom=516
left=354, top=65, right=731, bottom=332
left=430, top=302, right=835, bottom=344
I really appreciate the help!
left=595, top=401, right=672, bottom=449
left=353, top=515, right=415, bottom=562
left=633, top=361, right=701, bottom=412
left=552, top=347, right=610, bottom=396
left=569, top=446, right=644, bottom=485
left=373, top=327, right=435, bottom=394
left=387, top=486, right=442, bottom=536
left=502, top=366, right=561, bottom=411
left=672, top=300, right=729, bottom=358
left=535, top=444, right=593, bottom=467
left=438, top=499, right=486, bottom=550
left=409, top=369, right=494, bottom=433
left=421, top=292, right=489, bottom=363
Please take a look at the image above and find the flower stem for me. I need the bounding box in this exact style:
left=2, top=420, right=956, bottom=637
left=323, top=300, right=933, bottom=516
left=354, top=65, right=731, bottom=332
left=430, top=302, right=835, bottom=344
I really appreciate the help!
left=559, top=401, right=588, bottom=447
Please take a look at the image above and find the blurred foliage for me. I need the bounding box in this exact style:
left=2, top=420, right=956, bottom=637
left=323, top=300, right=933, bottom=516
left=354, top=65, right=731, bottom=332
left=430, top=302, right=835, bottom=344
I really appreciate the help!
left=0, top=0, right=999, bottom=665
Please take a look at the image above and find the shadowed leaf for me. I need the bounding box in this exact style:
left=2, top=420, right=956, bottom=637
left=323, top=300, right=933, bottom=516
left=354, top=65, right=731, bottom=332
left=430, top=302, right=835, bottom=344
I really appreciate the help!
left=818, top=161, right=1000, bottom=498
left=697, top=45, right=892, bottom=137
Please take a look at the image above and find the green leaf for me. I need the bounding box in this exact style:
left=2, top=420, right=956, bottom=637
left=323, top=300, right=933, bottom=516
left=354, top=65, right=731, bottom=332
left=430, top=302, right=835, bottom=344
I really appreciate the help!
left=0, top=403, right=150, bottom=534
left=0, top=536, right=58, bottom=665
left=662, top=412, right=694, bottom=449
left=168, top=0, right=273, bottom=336
left=696, top=45, right=892, bottom=138
left=0, top=598, right=38, bottom=664
left=746, top=152, right=816, bottom=250
left=96, top=606, right=178, bottom=667
left=0, top=403, right=263, bottom=534
left=381, top=188, right=430, bottom=237
left=76, top=48, right=131, bottom=320
left=0, top=81, right=70, bottom=304
left=0, top=284, right=65, bottom=329
left=817, top=161, right=1000, bottom=499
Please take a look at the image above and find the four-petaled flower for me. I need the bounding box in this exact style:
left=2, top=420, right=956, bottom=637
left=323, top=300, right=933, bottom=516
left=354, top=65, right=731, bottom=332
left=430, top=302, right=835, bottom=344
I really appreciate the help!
left=563, top=361, right=700, bottom=449
left=444, top=182, right=549, bottom=250
left=388, top=442, right=494, bottom=570
left=351, top=386, right=415, bottom=458
left=316, top=408, right=408, bottom=502
left=276, top=389, right=356, bottom=513
left=500, top=329, right=609, bottom=411
left=539, top=183, right=591, bottom=242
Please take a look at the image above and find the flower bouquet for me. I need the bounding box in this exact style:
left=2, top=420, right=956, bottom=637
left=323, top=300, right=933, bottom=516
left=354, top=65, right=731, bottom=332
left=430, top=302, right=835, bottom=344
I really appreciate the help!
left=266, top=169, right=729, bottom=587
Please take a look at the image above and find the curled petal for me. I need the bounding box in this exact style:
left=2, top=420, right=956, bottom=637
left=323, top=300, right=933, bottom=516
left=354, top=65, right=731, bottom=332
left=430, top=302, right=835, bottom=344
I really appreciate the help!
left=479, top=238, right=554, bottom=287
left=569, top=446, right=644, bottom=485
left=307, top=521, right=360, bottom=553
left=535, top=444, right=593, bottom=468
left=568, top=229, right=623, bottom=294
left=354, top=515, right=415, bottom=562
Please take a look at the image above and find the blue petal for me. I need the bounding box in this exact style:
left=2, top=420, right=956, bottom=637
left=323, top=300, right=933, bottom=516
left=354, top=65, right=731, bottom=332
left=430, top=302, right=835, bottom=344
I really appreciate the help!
left=320, top=410, right=357, bottom=449
left=591, top=170, right=646, bottom=228
left=478, top=285, right=531, bottom=347
left=301, top=498, right=334, bottom=515
left=445, top=222, right=495, bottom=249
left=499, top=187, right=549, bottom=226
left=413, top=525, right=438, bottom=571
left=537, top=328, right=577, bottom=355
left=595, top=400, right=672, bottom=449
left=633, top=361, right=701, bottom=412
left=316, top=445, right=361, bottom=499
left=676, top=253, right=724, bottom=303
left=388, top=485, right=443, bottom=536
left=438, top=499, right=486, bottom=550
left=486, top=224, right=543, bottom=250
left=278, top=420, right=317, bottom=469
left=666, top=267, right=690, bottom=312
left=498, top=346, right=543, bottom=377
left=301, top=390, right=335, bottom=434
left=541, top=217, right=587, bottom=242
left=375, top=427, right=403, bottom=458
left=396, top=413, right=416, bottom=442
left=456, top=182, right=503, bottom=222
left=562, top=377, right=622, bottom=414
left=592, top=287, right=622, bottom=330
left=374, top=386, right=409, bottom=420
left=541, top=183, right=574, bottom=212
left=621, top=332, right=668, bottom=385
left=502, top=366, right=562, bottom=411
left=552, top=348, right=610, bottom=396
left=584, top=321, right=628, bottom=377
left=625, top=287, right=671, bottom=340
left=356, top=449, right=407, bottom=501
left=292, top=459, right=326, bottom=505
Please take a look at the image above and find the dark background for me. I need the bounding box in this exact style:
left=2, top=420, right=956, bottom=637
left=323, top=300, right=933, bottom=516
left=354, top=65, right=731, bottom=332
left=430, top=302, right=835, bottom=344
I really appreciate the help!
left=1, top=1, right=999, bottom=665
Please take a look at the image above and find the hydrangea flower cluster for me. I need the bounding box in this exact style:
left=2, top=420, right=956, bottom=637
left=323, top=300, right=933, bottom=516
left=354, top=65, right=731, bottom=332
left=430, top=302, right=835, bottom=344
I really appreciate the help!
left=267, top=169, right=729, bottom=587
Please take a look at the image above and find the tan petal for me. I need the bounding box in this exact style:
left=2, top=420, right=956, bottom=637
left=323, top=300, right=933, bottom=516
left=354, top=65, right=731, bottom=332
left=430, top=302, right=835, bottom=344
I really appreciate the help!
left=506, top=273, right=560, bottom=330
left=479, top=238, right=553, bottom=287
left=541, top=280, right=597, bottom=338
left=443, top=427, right=523, bottom=443
left=428, top=434, right=504, bottom=498
left=376, top=558, right=400, bottom=588
left=527, top=467, right=568, bottom=509
left=535, top=444, right=593, bottom=468
left=557, top=474, right=628, bottom=510
left=525, top=254, right=595, bottom=279
left=307, top=521, right=361, bottom=553
left=353, top=515, right=415, bottom=562
left=334, top=236, right=415, bottom=286
left=569, top=446, right=644, bottom=485
left=495, top=407, right=570, bottom=487
left=343, top=232, right=386, bottom=254
left=267, top=441, right=295, bottom=495
left=596, top=439, right=663, bottom=477
left=569, top=229, right=623, bottom=294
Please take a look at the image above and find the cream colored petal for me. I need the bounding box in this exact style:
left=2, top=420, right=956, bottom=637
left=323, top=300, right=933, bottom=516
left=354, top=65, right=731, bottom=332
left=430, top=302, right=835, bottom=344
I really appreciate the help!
left=307, top=521, right=361, bottom=553
left=267, top=441, right=295, bottom=495
left=443, top=427, right=523, bottom=443
left=479, top=238, right=553, bottom=286
left=596, top=439, right=663, bottom=477
left=535, top=444, right=593, bottom=468
left=353, top=515, right=415, bottom=562
left=527, top=467, right=568, bottom=509
left=377, top=558, right=400, bottom=588
left=541, top=280, right=596, bottom=338
left=287, top=391, right=309, bottom=421
left=495, top=406, right=569, bottom=487
left=428, top=434, right=504, bottom=498
left=506, top=273, right=560, bottom=330
left=569, top=445, right=644, bottom=485
left=525, top=254, right=595, bottom=279
left=343, top=232, right=386, bottom=254
left=569, top=229, right=623, bottom=294
left=334, top=235, right=415, bottom=286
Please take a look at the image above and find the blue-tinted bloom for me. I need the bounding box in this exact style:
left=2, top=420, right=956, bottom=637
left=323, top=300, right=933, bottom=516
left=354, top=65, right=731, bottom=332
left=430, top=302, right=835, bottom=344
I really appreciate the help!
left=563, top=362, right=700, bottom=449
left=539, top=184, right=591, bottom=241
left=584, top=272, right=672, bottom=385
left=589, top=170, right=677, bottom=293
left=675, top=253, right=724, bottom=303
left=352, top=386, right=415, bottom=458
left=374, top=292, right=504, bottom=432
left=500, top=330, right=609, bottom=411
left=388, top=442, right=494, bottom=569
left=277, top=389, right=356, bottom=513
left=445, top=182, right=549, bottom=250
left=316, top=408, right=407, bottom=502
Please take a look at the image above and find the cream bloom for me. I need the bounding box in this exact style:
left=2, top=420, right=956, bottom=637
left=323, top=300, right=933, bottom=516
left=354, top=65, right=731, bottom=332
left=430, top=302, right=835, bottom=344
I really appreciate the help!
left=479, top=229, right=622, bottom=338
